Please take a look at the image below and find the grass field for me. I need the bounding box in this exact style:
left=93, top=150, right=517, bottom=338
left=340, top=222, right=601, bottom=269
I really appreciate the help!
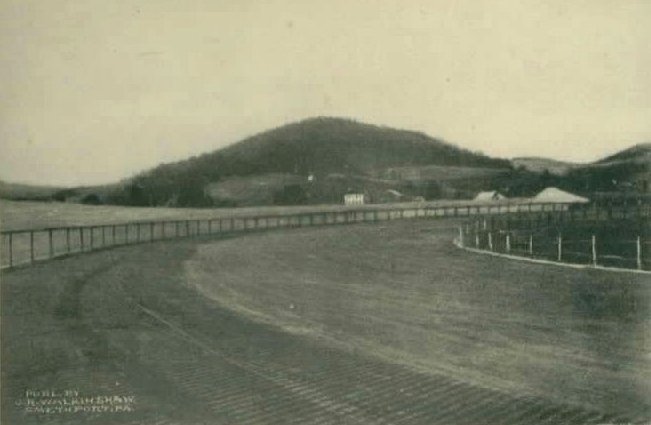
left=384, top=164, right=508, bottom=181
left=0, top=197, right=563, bottom=232
left=0, top=199, right=461, bottom=231
left=2, top=219, right=649, bottom=424
left=0, top=199, right=342, bottom=231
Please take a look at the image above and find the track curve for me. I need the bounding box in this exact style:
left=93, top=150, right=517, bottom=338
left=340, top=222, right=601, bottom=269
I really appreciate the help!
left=2, top=220, right=649, bottom=424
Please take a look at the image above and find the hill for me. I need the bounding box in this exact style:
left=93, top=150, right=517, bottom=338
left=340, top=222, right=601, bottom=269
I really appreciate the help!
left=0, top=180, right=65, bottom=201
left=212, top=117, right=509, bottom=174
left=562, top=143, right=650, bottom=195
left=508, top=144, right=650, bottom=197
left=101, top=117, right=513, bottom=206
left=511, top=157, right=579, bottom=175
left=596, top=143, right=651, bottom=164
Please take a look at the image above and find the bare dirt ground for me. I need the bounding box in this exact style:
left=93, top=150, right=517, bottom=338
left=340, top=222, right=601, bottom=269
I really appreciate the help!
left=2, top=220, right=649, bottom=424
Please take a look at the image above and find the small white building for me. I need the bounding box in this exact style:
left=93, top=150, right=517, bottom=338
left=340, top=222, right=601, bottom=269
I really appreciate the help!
left=474, top=191, right=507, bottom=202
left=344, top=193, right=365, bottom=206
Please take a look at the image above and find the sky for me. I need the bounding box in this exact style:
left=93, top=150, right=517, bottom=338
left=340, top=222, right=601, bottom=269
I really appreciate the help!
left=0, top=0, right=649, bottom=186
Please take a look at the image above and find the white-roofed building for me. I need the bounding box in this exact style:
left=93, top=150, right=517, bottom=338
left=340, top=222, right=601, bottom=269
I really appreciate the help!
left=474, top=191, right=507, bottom=202
left=532, top=187, right=589, bottom=204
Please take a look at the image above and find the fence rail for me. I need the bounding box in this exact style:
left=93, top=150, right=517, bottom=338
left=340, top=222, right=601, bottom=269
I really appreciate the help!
left=2, top=202, right=649, bottom=270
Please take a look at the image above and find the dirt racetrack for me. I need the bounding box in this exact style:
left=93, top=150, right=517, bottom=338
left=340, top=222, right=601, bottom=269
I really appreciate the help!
left=2, top=220, right=650, bottom=424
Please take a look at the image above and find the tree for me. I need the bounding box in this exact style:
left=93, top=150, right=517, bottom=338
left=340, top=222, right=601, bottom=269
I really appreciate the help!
left=273, top=184, right=307, bottom=205
left=81, top=193, right=102, bottom=205
left=176, top=173, right=212, bottom=207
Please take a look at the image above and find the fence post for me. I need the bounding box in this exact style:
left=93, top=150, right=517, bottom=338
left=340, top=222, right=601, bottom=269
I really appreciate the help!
left=112, top=225, right=116, bottom=245
left=557, top=234, right=562, bottom=262
left=185, top=221, right=190, bottom=237
left=506, top=233, right=511, bottom=253
left=30, top=231, right=34, bottom=263
left=529, top=234, right=533, bottom=257
left=488, top=232, right=493, bottom=251
left=591, top=235, right=597, bottom=267
left=8, top=233, right=13, bottom=267
left=637, top=236, right=642, bottom=270
left=80, top=227, right=84, bottom=251
left=458, top=226, right=463, bottom=247
left=475, top=232, right=480, bottom=249
left=90, top=227, right=95, bottom=249
left=66, top=228, right=71, bottom=253
left=48, top=229, right=54, bottom=259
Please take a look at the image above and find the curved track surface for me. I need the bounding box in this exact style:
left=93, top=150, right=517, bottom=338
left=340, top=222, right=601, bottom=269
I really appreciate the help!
left=2, top=220, right=650, bottom=424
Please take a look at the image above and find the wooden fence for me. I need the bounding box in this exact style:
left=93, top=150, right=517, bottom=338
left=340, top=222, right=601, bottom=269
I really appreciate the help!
left=458, top=206, right=651, bottom=271
left=2, top=201, right=648, bottom=270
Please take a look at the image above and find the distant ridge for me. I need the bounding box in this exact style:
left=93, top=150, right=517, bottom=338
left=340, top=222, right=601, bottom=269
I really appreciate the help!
left=0, top=180, right=65, bottom=201
left=596, top=142, right=651, bottom=164
left=563, top=142, right=650, bottom=194
left=511, top=157, right=579, bottom=175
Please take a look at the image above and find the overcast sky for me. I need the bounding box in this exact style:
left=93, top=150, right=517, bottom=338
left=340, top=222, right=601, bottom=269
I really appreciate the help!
left=1, top=0, right=649, bottom=186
